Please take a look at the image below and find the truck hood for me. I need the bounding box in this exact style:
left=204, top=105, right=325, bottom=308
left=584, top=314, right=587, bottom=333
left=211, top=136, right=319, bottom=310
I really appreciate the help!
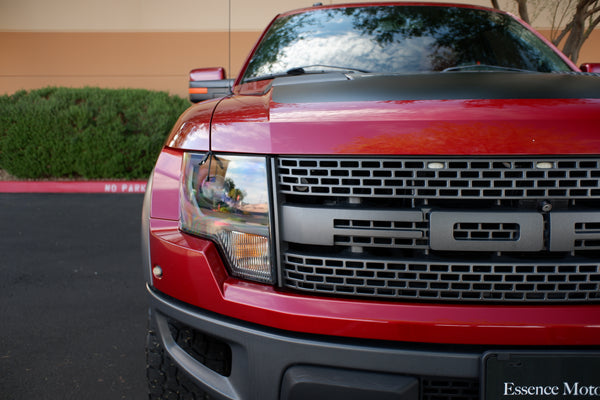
left=206, top=72, right=600, bottom=155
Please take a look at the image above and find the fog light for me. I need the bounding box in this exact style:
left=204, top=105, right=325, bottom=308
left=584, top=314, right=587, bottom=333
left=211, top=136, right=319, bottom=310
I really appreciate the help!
left=152, top=265, right=163, bottom=279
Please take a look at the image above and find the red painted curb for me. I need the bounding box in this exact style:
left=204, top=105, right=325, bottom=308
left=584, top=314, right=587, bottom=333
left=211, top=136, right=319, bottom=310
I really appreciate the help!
left=0, top=181, right=147, bottom=194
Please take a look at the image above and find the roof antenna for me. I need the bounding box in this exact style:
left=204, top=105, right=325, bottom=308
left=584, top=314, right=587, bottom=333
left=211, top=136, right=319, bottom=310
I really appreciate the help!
left=228, top=0, right=231, bottom=79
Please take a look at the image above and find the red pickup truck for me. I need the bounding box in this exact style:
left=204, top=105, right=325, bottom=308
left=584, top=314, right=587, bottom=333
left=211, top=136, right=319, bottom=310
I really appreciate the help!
left=141, top=2, right=600, bottom=399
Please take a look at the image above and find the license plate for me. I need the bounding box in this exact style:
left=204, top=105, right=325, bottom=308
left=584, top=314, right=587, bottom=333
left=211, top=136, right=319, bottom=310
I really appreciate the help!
left=482, top=352, right=600, bottom=400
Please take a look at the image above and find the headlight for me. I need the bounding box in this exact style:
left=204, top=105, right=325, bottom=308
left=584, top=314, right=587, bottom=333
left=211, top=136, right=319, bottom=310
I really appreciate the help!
left=180, top=152, right=273, bottom=283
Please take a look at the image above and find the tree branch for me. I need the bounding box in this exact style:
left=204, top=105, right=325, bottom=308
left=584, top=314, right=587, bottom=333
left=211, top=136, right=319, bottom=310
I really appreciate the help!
left=583, top=13, right=600, bottom=41
left=553, top=20, right=574, bottom=46
left=550, top=1, right=574, bottom=43
left=584, top=5, right=600, bottom=18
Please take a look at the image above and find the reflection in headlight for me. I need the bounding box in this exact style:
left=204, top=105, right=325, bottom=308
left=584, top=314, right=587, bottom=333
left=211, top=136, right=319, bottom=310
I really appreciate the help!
left=180, top=153, right=273, bottom=283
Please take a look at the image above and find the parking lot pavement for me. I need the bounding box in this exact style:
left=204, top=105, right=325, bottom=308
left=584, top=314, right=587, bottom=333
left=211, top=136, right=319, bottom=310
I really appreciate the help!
left=0, top=193, right=147, bottom=400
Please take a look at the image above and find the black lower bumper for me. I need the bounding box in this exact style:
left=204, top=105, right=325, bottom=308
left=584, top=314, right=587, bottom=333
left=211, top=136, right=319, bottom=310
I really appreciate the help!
left=148, top=285, right=484, bottom=400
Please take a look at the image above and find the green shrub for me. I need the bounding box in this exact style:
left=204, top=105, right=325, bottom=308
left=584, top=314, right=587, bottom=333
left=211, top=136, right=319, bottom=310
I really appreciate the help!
left=0, top=87, right=189, bottom=179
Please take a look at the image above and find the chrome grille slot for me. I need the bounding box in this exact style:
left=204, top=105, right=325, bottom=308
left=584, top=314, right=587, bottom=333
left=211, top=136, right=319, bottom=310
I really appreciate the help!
left=333, top=218, right=429, bottom=249
left=575, top=222, right=600, bottom=250
left=453, top=223, right=519, bottom=241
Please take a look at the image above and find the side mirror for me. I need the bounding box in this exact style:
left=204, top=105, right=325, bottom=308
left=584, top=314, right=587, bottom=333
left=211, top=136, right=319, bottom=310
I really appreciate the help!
left=189, top=67, right=234, bottom=103
left=580, top=63, right=600, bottom=73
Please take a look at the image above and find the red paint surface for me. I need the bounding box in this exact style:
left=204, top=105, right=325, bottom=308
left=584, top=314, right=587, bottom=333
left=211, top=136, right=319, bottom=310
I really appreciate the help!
left=150, top=148, right=182, bottom=221
left=169, top=90, right=600, bottom=156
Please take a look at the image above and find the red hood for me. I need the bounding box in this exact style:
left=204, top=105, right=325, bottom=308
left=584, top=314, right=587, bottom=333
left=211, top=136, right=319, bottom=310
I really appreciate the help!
left=183, top=73, right=600, bottom=155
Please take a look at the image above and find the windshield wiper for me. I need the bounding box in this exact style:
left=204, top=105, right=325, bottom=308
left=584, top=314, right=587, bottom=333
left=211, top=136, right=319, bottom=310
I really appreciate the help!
left=286, top=65, right=371, bottom=75
left=442, top=64, right=533, bottom=73
left=244, top=65, right=371, bottom=83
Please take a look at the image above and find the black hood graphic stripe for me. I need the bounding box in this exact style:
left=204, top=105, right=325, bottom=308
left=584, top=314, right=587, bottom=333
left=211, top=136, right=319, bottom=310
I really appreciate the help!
left=271, top=72, right=600, bottom=103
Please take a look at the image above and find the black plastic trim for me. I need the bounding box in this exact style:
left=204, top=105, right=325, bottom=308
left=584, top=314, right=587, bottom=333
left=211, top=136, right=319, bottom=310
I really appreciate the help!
left=280, top=365, right=419, bottom=400
left=271, top=72, right=600, bottom=103
left=147, top=285, right=481, bottom=400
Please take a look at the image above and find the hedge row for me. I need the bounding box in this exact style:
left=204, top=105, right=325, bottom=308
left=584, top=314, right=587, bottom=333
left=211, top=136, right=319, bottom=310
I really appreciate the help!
left=0, top=87, right=190, bottom=180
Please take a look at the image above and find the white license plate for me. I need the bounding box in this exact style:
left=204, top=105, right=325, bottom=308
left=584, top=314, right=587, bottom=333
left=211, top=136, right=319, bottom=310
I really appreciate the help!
left=482, top=352, right=600, bottom=400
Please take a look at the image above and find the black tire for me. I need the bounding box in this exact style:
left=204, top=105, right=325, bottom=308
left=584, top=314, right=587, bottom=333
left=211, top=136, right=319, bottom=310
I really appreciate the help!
left=146, top=325, right=211, bottom=400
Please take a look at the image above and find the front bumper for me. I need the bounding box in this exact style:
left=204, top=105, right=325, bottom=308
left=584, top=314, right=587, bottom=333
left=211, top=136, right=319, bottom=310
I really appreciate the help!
left=149, top=284, right=485, bottom=400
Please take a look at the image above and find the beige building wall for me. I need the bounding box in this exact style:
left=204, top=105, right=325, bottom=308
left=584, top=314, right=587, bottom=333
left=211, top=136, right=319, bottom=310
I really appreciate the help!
left=1, top=0, right=599, bottom=98
left=0, top=31, right=260, bottom=98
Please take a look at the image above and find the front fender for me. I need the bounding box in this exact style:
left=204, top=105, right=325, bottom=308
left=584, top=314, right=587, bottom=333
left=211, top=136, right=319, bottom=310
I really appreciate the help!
left=167, top=99, right=220, bottom=151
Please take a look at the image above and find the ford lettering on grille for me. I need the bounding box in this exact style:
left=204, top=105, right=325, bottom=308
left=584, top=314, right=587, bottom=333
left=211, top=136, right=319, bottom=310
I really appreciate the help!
left=275, top=157, right=600, bottom=303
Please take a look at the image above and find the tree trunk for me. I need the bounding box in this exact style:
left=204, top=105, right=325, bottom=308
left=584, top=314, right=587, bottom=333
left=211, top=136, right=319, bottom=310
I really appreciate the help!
left=562, top=0, right=591, bottom=63
left=515, top=0, right=531, bottom=23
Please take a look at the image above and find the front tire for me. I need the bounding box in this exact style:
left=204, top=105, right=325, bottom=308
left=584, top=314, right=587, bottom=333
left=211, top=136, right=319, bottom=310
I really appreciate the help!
left=146, top=325, right=210, bottom=400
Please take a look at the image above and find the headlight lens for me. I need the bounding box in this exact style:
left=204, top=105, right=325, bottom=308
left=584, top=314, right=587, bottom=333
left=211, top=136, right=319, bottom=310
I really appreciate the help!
left=180, top=152, right=273, bottom=283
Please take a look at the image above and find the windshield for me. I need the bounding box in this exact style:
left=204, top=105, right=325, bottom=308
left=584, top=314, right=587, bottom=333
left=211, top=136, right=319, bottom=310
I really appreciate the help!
left=242, top=5, right=572, bottom=82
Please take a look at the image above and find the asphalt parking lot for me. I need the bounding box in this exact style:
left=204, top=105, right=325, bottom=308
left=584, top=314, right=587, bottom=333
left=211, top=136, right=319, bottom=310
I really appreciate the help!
left=0, top=193, right=147, bottom=400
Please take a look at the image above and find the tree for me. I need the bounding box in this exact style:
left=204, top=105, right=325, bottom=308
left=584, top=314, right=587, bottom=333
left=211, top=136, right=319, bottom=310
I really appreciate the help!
left=491, top=0, right=600, bottom=63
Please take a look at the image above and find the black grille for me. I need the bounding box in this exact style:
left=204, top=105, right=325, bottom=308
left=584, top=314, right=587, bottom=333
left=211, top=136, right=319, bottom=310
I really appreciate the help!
left=278, top=157, right=600, bottom=200
left=276, top=156, right=600, bottom=304
left=283, top=253, right=600, bottom=302
left=422, top=378, right=479, bottom=400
